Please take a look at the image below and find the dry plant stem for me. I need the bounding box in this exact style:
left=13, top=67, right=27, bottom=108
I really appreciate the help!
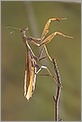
left=52, top=58, right=62, bottom=121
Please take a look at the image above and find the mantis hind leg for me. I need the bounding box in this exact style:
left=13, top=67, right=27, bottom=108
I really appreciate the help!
left=35, top=64, right=57, bottom=84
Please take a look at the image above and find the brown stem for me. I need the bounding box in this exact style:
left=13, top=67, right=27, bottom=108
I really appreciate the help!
left=52, top=58, right=62, bottom=121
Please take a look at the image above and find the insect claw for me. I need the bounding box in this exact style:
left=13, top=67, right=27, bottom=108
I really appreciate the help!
left=64, top=35, right=74, bottom=38
left=61, top=17, right=67, bottom=20
left=56, top=18, right=67, bottom=22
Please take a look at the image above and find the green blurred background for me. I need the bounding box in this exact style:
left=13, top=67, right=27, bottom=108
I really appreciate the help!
left=1, top=1, right=81, bottom=121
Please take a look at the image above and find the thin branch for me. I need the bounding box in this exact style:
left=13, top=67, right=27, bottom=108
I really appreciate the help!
left=52, top=58, right=62, bottom=121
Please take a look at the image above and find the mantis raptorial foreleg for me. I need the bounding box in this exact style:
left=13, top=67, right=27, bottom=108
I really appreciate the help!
left=40, top=31, right=73, bottom=46
left=41, top=17, right=67, bottom=41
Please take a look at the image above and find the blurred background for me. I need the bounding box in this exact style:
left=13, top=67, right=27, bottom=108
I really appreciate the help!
left=1, top=1, right=81, bottom=121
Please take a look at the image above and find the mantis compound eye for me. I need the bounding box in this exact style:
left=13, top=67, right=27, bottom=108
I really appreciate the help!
left=20, top=27, right=28, bottom=34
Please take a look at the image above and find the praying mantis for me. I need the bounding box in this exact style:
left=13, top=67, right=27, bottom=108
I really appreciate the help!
left=7, top=17, right=73, bottom=101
